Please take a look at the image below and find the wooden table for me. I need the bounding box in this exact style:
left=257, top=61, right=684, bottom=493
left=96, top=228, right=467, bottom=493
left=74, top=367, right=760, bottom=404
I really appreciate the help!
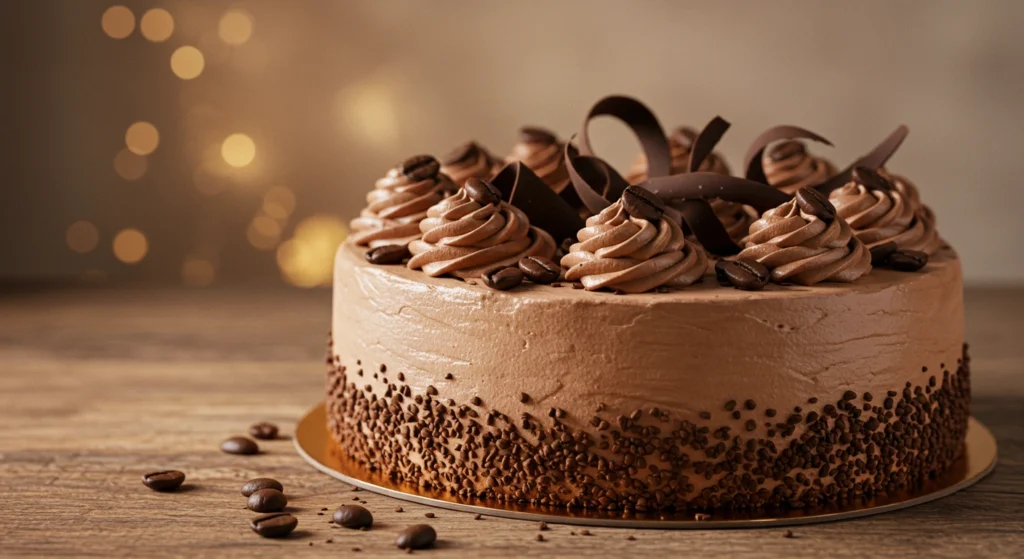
left=1, top=287, right=1021, bottom=557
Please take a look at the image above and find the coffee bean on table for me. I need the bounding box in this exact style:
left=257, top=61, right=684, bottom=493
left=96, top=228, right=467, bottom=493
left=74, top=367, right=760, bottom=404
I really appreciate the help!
left=869, top=241, right=898, bottom=266
left=396, top=524, right=437, bottom=550
left=365, top=244, right=411, bottom=265
left=221, top=436, right=259, bottom=455
left=482, top=266, right=524, bottom=291
left=795, top=187, right=835, bottom=222
left=721, top=259, right=770, bottom=291
left=887, top=249, right=928, bottom=272
left=248, top=422, right=278, bottom=440
left=518, top=256, right=560, bottom=284
left=333, top=504, right=373, bottom=529
left=400, top=154, right=440, bottom=182
left=241, top=478, right=283, bottom=497
left=852, top=166, right=893, bottom=191
left=248, top=488, right=288, bottom=512
left=464, top=177, right=502, bottom=206
left=250, top=512, right=298, bottom=538
left=141, top=470, right=185, bottom=492
left=621, top=185, right=666, bottom=222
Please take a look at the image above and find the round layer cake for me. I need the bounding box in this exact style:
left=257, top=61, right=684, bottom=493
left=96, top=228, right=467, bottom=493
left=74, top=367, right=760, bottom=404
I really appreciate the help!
left=326, top=244, right=969, bottom=511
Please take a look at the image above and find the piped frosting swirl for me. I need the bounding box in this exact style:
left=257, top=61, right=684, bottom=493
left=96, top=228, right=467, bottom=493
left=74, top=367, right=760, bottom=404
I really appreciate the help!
left=829, top=177, right=942, bottom=255
left=762, top=140, right=837, bottom=194
left=737, top=198, right=872, bottom=285
left=350, top=156, right=455, bottom=248
left=561, top=200, right=708, bottom=293
left=505, top=127, right=570, bottom=193
left=407, top=187, right=556, bottom=279
left=626, top=126, right=731, bottom=183
left=440, top=141, right=503, bottom=188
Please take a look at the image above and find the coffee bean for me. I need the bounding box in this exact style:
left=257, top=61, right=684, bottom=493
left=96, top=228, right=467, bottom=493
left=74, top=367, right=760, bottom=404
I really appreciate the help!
left=400, top=155, right=440, bottom=182
left=248, top=488, right=288, bottom=512
left=241, top=478, right=283, bottom=497
left=721, top=259, right=770, bottom=291
left=621, top=185, right=666, bottom=222
left=714, top=259, right=729, bottom=283
left=365, top=244, right=411, bottom=265
left=518, top=126, right=557, bottom=145
left=248, top=422, right=278, bottom=440
left=888, top=249, right=928, bottom=272
left=518, top=256, right=560, bottom=284
left=482, top=266, right=524, bottom=291
left=221, top=436, right=259, bottom=455
left=869, top=241, right=898, bottom=266
left=333, top=504, right=373, bottom=529
left=852, top=166, right=893, bottom=191
left=795, top=187, right=835, bottom=222
left=396, top=524, right=437, bottom=550
left=768, top=140, right=806, bottom=162
left=464, top=178, right=502, bottom=206
left=141, top=470, right=185, bottom=492
left=250, top=512, right=298, bottom=538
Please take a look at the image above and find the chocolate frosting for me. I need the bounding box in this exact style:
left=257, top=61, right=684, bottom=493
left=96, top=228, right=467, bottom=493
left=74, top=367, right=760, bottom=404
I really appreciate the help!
left=742, top=125, right=834, bottom=190
left=880, top=168, right=937, bottom=226
left=815, top=125, right=910, bottom=196
left=505, top=127, right=571, bottom=193
left=350, top=160, right=456, bottom=248
left=829, top=182, right=942, bottom=255
left=737, top=199, right=872, bottom=285
left=625, top=126, right=731, bottom=183
left=561, top=200, right=707, bottom=293
left=407, top=189, right=556, bottom=279
left=440, top=141, right=502, bottom=188
left=490, top=162, right=585, bottom=245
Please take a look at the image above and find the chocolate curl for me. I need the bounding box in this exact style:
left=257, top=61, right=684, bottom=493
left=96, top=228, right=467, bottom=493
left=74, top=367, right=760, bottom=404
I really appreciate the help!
left=640, top=173, right=793, bottom=256
left=815, top=125, right=910, bottom=195
left=564, top=139, right=629, bottom=215
left=743, top=125, right=834, bottom=184
left=578, top=95, right=672, bottom=178
left=491, top=161, right=585, bottom=244
left=688, top=116, right=731, bottom=173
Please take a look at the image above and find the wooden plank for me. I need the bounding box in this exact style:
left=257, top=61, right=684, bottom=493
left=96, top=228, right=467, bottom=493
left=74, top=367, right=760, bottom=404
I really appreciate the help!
left=0, top=287, right=1021, bottom=557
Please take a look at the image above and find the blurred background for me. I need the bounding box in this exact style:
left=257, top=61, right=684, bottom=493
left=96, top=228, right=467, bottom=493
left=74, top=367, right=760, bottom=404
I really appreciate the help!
left=3, top=0, right=1023, bottom=288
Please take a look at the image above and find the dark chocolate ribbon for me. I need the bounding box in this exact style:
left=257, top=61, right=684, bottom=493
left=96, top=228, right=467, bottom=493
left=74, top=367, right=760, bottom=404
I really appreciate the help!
left=688, top=116, right=731, bottom=173
left=491, top=162, right=585, bottom=244
left=814, top=125, right=910, bottom=195
left=743, top=125, right=834, bottom=185
left=564, top=139, right=629, bottom=215
left=577, top=95, right=672, bottom=178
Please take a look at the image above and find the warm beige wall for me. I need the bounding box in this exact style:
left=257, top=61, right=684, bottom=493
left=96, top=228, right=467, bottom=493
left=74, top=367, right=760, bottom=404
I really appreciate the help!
left=4, top=0, right=1022, bottom=284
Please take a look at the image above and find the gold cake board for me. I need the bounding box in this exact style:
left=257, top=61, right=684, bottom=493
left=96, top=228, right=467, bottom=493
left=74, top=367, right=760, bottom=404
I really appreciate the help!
left=294, top=403, right=996, bottom=529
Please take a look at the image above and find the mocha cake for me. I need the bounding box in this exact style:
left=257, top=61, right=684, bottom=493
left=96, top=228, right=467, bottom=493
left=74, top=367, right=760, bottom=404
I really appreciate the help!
left=327, top=96, right=968, bottom=512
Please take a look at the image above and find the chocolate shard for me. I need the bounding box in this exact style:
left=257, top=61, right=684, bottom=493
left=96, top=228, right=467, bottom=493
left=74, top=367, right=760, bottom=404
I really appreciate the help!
left=491, top=161, right=585, bottom=245
left=742, top=125, right=834, bottom=184
left=577, top=95, right=672, bottom=178
left=815, top=125, right=910, bottom=196
left=688, top=116, right=731, bottom=173
left=564, top=140, right=626, bottom=215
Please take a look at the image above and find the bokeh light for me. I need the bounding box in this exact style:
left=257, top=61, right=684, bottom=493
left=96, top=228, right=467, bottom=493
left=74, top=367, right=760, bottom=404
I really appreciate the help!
left=182, top=257, right=216, bottom=286
left=139, top=8, right=174, bottom=43
left=101, top=6, right=135, bottom=39
left=113, top=149, right=148, bottom=181
left=262, top=186, right=296, bottom=220
left=125, top=121, right=159, bottom=156
left=221, top=133, right=256, bottom=167
left=276, top=215, right=348, bottom=288
left=113, top=228, right=148, bottom=264
left=247, top=215, right=282, bottom=251
left=335, top=82, right=399, bottom=146
left=218, top=9, right=254, bottom=46
left=170, top=46, right=205, bottom=80
left=66, top=221, right=99, bottom=254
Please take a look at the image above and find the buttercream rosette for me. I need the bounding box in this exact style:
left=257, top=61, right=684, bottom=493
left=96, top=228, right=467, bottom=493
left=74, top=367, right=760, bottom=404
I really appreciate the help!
left=625, top=126, right=731, bottom=183
left=440, top=141, right=503, bottom=188
left=736, top=194, right=872, bottom=286
left=561, top=196, right=708, bottom=293
left=505, top=126, right=571, bottom=194
left=407, top=184, right=556, bottom=279
left=350, top=156, right=455, bottom=248
left=829, top=170, right=942, bottom=255
left=762, top=140, right=837, bottom=194
left=878, top=168, right=938, bottom=226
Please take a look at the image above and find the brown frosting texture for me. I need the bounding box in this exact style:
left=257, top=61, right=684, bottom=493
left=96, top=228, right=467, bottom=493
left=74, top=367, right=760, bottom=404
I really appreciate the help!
left=762, top=141, right=836, bottom=194
left=407, top=189, right=556, bottom=279
left=879, top=168, right=937, bottom=226
left=626, top=126, right=731, bottom=183
left=350, top=160, right=455, bottom=248
left=738, top=199, right=872, bottom=285
left=561, top=201, right=708, bottom=293
left=440, top=141, right=503, bottom=188
left=505, top=127, right=570, bottom=193
left=829, top=182, right=942, bottom=255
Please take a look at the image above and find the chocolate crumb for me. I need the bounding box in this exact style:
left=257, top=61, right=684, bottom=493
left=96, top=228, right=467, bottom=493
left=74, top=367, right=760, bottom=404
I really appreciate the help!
left=744, top=399, right=757, bottom=410
left=444, top=373, right=454, bottom=380
left=519, top=392, right=530, bottom=403
left=783, top=530, right=795, bottom=538
left=326, top=539, right=333, bottom=544
left=351, top=485, right=361, bottom=491
left=536, top=534, right=545, bottom=542
left=474, top=514, right=482, bottom=520
left=425, top=512, right=435, bottom=518
left=538, top=521, right=549, bottom=531
left=579, top=529, right=592, bottom=536
left=395, top=506, right=404, bottom=512
left=699, top=411, right=711, bottom=420
left=626, top=535, right=637, bottom=541
left=725, top=400, right=737, bottom=411
left=471, top=396, right=482, bottom=406
left=321, top=507, right=328, bottom=511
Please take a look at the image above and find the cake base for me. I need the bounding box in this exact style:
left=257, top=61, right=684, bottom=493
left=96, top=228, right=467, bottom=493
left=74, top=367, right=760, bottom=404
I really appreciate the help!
left=295, top=403, right=996, bottom=529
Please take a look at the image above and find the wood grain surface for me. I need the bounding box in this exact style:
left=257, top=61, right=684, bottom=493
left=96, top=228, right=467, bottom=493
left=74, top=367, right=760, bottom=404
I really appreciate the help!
left=0, top=287, right=1021, bottom=558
